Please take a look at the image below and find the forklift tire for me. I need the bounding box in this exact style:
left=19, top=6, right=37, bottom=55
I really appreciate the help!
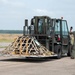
left=55, top=45, right=62, bottom=59
left=67, top=45, right=72, bottom=56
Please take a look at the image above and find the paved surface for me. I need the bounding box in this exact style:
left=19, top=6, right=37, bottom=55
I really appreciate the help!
left=0, top=43, right=75, bottom=75
left=0, top=43, right=10, bottom=51
left=0, top=43, right=10, bottom=47
left=0, top=56, right=75, bottom=75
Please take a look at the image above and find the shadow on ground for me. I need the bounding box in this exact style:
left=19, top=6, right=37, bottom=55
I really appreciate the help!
left=0, top=56, right=67, bottom=63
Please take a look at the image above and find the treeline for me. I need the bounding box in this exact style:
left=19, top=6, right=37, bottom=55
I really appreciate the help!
left=0, top=30, right=23, bottom=34
left=0, top=30, right=75, bottom=35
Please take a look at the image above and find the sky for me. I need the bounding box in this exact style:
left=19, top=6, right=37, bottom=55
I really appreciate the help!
left=0, top=0, right=75, bottom=30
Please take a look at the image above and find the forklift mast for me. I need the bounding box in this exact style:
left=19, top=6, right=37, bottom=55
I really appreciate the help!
left=30, top=16, right=54, bottom=50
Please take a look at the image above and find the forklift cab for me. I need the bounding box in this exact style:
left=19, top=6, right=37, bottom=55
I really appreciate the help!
left=24, top=16, right=71, bottom=58
left=30, top=16, right=52, bottom=35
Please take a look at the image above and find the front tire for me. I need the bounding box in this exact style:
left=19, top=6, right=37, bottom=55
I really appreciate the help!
left=67, top=44, right=72, bottom=56
left=54, top=45, right=62, bottom=59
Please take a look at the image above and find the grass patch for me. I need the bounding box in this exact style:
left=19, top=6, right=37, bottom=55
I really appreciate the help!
left=0, top=34, right=22, bottom=43
left=0, top=39, right=13, bottom=43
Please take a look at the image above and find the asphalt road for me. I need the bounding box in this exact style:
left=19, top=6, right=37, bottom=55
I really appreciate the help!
left=0, top=56, right=75, bottom=75
left=0, top=43, right=75, bottom=75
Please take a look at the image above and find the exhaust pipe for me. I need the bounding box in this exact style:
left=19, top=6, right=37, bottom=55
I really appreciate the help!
left=23, top=19, right=28, bottom=36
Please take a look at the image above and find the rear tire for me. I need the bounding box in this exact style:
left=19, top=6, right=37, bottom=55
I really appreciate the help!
left=54, top=45, right=62, bottom=59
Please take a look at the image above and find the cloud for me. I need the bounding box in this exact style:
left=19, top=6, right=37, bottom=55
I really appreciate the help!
left=35, top=9, right=50, bottom=14
left=35, top=9, right=49, bottom=13
left=33, top=9, right=54, bottom=16
left=33, top=9, right=65, bottom=18
left=0, top=0, right=75, bottom=30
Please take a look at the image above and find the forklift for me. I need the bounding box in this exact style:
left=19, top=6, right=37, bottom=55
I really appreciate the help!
left=23, top=16, right=71, bottom=59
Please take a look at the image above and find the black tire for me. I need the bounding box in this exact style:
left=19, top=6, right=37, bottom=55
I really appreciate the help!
left=67, top=44, right=72, bottom=56
left=54, top=45, right=62, bottom=59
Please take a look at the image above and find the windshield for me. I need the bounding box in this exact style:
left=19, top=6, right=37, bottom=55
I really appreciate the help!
left=38, top=18, right=53, bottom=35
left=46, top=19, right=54, bottom=35
left=38, top=19, right=43, bottom=33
